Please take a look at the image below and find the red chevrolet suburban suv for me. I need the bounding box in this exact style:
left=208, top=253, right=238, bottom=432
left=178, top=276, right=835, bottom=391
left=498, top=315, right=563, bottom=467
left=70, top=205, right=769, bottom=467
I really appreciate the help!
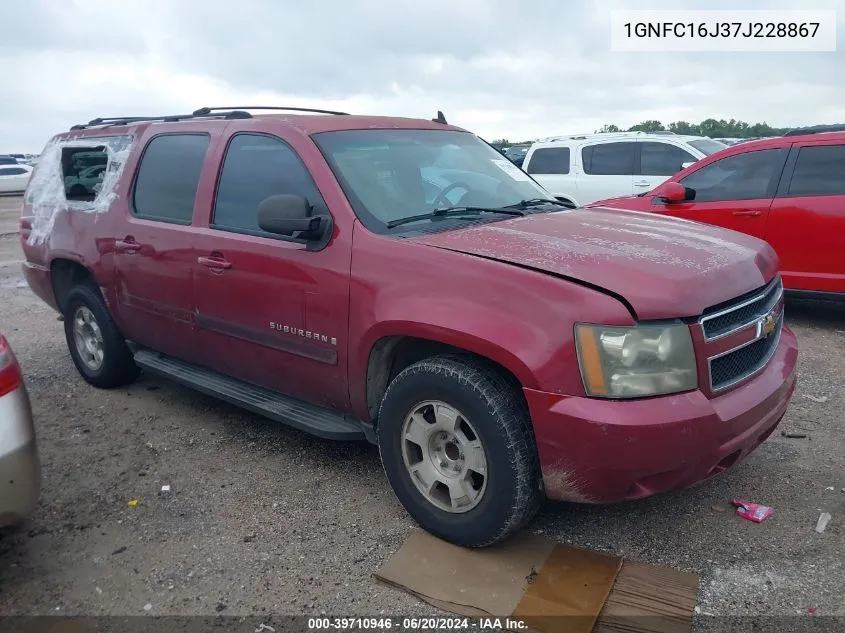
left=20, top=107, right=797, bottom=547
left=588, top=126, right=845, bottom=299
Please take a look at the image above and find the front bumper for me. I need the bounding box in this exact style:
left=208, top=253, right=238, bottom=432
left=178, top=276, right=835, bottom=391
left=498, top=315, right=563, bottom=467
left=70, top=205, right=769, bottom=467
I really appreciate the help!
left=526, top=326, right=798, bottom=503
left=0, top=385, right=41, bottom=527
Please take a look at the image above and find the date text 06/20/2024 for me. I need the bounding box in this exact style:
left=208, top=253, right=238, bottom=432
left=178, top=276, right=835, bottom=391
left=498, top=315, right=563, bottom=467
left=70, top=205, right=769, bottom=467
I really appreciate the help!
left=307, top=617, right=529, bottom=630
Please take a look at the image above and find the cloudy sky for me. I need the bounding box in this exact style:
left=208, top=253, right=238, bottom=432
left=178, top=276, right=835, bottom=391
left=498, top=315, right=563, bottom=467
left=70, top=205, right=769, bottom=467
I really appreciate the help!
left=1, top=0, right=843, bottom=152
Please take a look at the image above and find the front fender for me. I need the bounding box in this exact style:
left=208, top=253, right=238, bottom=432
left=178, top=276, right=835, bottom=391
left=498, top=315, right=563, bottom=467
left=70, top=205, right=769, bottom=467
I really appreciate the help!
left=356, top=307, right=541, bottom=390
left=347, top=225, right=635, bottom=421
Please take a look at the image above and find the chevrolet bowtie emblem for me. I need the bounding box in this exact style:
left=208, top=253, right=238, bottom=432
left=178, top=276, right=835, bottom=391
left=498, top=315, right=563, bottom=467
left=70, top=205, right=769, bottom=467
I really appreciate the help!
left=761, top=312, right=777, bottom=338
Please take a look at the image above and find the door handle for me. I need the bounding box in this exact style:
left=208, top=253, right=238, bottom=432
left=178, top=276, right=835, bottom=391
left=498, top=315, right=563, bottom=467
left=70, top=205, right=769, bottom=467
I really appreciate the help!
left=197, top=256, right=232, bottom=270
left=634, top=181, right=651, bottom=187
left=732, top=209, right=762, bottom=217
left=115, top=237, right=141, bottom=253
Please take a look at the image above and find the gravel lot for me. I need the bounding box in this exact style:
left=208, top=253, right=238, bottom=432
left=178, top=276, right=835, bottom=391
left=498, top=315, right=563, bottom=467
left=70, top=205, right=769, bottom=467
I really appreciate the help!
left=0, top=194, right=843, bottom=623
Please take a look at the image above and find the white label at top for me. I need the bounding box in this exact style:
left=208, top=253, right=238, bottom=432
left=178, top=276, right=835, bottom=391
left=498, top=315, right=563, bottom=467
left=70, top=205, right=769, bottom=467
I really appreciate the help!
left=491, top=159, right=532, bottom=181
left=610, top=10, right=837, bottom=52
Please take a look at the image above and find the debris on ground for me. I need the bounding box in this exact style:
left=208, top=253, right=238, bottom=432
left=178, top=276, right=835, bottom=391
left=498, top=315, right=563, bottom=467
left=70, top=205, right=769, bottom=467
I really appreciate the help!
left=781, top=431, right=808, bottom=439
left=825, top=487, right=835, bottom=491
left=376, top=529, right=698, bottom=633
left=711, top=504, right=727, bottom=512
left=112, top=546, right=127, bottom=555
left=161, top=485, right=171, bottom=492
left=143, top=603, right=152, bottom=611
left=802, top=394, right=828, bottom=403
left=731, top=499, right=775, bottom=523
left=127, top=499, right=139, bottom=507
left=815, top=513, right=831, bottom=533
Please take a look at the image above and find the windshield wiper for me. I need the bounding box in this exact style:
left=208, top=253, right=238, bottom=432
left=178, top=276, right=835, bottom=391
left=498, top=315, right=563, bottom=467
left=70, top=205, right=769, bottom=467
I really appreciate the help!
left=386, top=206, right=525, bottom=229
left=508, top=198, right=571, bottom=209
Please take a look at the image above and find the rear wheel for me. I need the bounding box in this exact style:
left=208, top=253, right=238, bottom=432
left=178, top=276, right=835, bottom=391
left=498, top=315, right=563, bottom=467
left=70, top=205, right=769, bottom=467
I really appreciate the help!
left=377, top=355, right=542, bottom=547
left=63, top=282, right=140, bottom=388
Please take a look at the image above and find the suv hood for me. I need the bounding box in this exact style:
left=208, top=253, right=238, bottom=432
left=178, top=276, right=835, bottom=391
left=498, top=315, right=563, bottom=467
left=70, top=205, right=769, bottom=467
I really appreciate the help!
left=586, top=194, right=643, bottom=207
left=408, top=207, right=778, bottom=320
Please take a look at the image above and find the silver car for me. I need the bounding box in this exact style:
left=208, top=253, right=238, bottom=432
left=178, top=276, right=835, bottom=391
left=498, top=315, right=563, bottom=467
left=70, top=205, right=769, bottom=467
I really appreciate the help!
left=0, top=334, right=40, bottom=527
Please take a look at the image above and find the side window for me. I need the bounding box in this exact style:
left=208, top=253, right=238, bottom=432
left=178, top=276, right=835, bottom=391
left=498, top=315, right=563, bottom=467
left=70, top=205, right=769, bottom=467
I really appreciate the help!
left=133, top=134, right=209, bottom=223
left=582, top=142, right=635, bottom=175
left=680, top=149, right=787, bottom=202
left=639, top=142, right=697, bottom=176
left=526, top=147, right=570, bottom=175
left=213, top=133, right=327, bottom=234
left=62, top=147, right=108, bottom=201
left=0, top=167, right=26, bottom=176
left=786, top=145, right=845, bottom=197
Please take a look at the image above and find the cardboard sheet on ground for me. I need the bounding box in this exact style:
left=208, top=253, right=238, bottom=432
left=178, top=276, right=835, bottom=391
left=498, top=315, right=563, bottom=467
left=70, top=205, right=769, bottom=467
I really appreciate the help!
left=375, top=530, right=699, bottom=633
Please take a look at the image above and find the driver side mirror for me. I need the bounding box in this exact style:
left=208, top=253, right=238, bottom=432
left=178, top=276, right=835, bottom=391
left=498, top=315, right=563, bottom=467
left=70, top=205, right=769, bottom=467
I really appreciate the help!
left=257, top=194, right=333, bottom=249
left=657, top=181, right=695, bottom=204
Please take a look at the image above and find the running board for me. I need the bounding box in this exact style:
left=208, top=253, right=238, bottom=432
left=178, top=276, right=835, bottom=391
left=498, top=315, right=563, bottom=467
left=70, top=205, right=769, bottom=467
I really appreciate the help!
left=133, top=349, right=370, bottom=442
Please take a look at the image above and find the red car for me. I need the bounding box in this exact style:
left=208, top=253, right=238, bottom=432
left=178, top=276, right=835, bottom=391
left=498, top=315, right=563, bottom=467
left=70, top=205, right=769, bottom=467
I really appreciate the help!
left=589, top=126, right=845, bottom=298
left=20, top=107, right=797, bottom=547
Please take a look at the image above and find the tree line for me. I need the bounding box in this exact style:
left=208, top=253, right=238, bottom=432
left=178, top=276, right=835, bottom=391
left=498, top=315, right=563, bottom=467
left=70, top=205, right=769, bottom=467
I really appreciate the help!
left=598, top=118, right=789, bottom=137
left=492, top=118, right=798, bottom=147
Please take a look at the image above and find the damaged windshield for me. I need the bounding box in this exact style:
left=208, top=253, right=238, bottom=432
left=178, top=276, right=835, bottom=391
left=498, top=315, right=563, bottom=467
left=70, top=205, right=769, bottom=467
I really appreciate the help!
left=312, top=129, right=557, bottom=233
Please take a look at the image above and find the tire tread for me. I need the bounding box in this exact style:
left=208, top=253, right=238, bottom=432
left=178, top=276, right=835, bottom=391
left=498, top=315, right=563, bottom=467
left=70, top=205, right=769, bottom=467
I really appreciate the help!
left=379, top=354, right=542, bottom=547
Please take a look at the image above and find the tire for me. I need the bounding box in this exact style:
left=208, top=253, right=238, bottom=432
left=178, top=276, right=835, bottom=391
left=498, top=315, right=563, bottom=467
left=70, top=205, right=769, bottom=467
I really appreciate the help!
left=63, top=281, right=140, bottom=388
left=377, top=355, right=542, bottom=547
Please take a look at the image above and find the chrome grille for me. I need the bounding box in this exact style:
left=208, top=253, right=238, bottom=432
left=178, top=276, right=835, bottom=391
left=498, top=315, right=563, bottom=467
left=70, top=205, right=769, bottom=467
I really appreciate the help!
left=709, top=314, right=783, bottom=391
left=700, top=277, right=785, bottom=392
left=700, top=278, right=783, bottom=341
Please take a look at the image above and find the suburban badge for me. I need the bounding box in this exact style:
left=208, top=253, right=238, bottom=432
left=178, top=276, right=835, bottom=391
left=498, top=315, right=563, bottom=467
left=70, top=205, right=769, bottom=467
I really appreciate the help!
left=269, top=322, right=337, bottom=346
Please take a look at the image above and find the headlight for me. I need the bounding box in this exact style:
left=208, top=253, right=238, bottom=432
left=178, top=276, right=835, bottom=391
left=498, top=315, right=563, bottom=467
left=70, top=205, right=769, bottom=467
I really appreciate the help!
left=575, top=323, right=697, bottom=398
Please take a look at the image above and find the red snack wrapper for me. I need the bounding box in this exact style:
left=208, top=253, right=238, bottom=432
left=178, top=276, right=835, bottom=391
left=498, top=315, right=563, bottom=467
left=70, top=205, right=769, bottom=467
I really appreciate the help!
left=731, top=498, right=775, bottom=523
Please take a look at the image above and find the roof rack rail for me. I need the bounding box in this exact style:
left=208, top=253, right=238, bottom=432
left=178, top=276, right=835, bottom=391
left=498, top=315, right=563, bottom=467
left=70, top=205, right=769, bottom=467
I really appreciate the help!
left=69, top=109, right=252, bottom=131
left=536, top=130, right=684, bottom=143
left=192, top=106, right=350, bottom=116
left=783, top=124, right=845, bottom=137
left=68, top=105, right=352, bottom=131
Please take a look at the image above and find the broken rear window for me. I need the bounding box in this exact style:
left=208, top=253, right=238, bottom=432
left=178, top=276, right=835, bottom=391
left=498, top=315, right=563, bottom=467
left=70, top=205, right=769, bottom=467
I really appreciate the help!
left=62, top=147, right=109, bottom=201
left=25, top=134, right=135, bottom=245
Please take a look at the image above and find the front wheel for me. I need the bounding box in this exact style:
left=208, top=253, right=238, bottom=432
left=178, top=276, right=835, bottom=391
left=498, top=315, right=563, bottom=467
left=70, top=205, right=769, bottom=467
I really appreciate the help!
left=377, top=355, right=542, bottom=547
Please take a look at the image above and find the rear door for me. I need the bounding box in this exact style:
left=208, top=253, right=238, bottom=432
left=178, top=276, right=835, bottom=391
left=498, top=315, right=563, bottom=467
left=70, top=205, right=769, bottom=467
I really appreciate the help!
left=112, top=132, right=211, bottom=363
left=768, top=141, right=845, bottom=292
left=635, top=141, right=699, bottom=193
left=650, top=147, right=789, bottom=239
left=577, top=141, right=636, bottom=205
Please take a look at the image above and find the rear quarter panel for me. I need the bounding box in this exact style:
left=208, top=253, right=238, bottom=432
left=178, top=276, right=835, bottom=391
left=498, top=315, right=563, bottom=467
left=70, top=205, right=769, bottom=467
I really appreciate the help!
left=19, top=132, right=144, bottom=317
